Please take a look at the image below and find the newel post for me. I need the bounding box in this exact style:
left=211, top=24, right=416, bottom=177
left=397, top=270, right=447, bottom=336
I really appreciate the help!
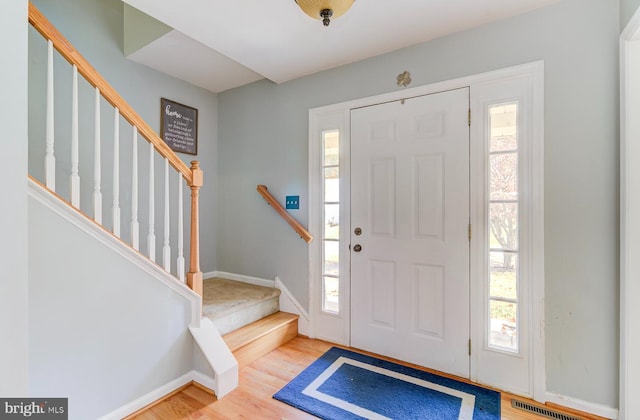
left=187, top=161, right=203, bottom=297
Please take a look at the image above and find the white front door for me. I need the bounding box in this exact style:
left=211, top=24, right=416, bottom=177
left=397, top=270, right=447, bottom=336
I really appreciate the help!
left=350, top=88, right=470, bottom=377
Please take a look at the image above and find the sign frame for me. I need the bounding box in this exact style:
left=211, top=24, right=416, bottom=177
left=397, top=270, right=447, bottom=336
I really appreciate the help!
left=160, top=97, right=198, bottom=155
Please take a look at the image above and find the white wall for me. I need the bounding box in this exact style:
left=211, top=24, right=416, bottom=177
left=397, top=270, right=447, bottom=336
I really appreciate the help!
left=218, top=0, right=620, bottom=408
left=0, top=0, right=29, bottom=396
left=28, top=186, right=198, bottom=420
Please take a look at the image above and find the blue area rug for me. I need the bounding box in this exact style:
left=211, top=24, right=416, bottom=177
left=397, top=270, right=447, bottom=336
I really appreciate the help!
left=273, top=347, right=500, bottom=420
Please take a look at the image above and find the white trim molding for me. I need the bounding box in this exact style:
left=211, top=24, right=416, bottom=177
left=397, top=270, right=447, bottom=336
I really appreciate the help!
left=97, top=370, right=217, bottom=420
left=546, top=392, right=619, bottom=420
left=620, top=7, right=640, bottom=419
left=98, top=319, right=236, bottom=420
left=204, top=271, right=276, bottom=288
left=97, top=372, right=194, bottom=420
left=275, top=276, right=311, bottom=336
left=191, top=370, right=217, bottom=393
left=189, top=317, right=238, bottom=398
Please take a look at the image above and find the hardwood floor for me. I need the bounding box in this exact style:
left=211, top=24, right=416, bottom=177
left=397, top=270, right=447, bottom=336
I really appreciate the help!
left=130, top=336, right=605, bottom=419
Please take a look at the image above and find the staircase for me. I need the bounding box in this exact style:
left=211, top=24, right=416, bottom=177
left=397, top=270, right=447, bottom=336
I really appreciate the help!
left=27, top=4, right=302, bottom=415
left=203, top=277, right=299, bottom=368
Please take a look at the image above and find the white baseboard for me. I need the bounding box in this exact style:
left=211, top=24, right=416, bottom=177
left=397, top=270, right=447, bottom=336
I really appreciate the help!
left=100, top=321, right=239, bottom=419
left=190, top=318, right=238, bottom=398
left=275, top=276, right=310, bottom=337
left=204, top=271, right=276, bottom=288
left=545, top=391, right=619, bottom=419
left=97, top=370, right=212, bottom=420
left=191, top=370, right=217, bottom=392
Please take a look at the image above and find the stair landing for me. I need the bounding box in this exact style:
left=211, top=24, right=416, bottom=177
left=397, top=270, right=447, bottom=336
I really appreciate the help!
left=202, top=277, right=280, bottom=336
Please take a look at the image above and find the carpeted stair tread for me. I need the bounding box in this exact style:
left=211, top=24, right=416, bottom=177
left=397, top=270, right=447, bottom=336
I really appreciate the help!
left=202, top=277, right=282, bottom=335
left=202, top=277, right=280, bottom=319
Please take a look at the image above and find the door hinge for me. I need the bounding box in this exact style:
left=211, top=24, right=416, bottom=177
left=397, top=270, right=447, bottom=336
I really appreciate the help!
left=468, top=339, right=472, bottom=356
left=468, top=223, right=472, bottom=241
left=468, top=109, right=471, bottom=126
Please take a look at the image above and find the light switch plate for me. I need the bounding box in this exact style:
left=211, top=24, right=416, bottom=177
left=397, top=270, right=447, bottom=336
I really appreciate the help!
left=286, top=196, right=299, bottom=209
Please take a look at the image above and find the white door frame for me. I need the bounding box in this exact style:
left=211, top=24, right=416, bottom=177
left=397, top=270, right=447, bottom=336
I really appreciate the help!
left=308, top=61, right=545, bottom=400
left=620, top=9, right=640, bottom=419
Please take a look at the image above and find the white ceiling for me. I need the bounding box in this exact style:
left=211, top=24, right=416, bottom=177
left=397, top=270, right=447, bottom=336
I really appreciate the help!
left=123, top=0, right=562, bottom=93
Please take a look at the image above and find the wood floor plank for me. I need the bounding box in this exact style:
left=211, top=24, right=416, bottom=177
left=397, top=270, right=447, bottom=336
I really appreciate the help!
left=131, top=336, right=605, bottom=420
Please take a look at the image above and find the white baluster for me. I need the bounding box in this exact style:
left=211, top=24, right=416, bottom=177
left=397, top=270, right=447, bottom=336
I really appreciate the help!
left=70, top=65, right=80, bottom=208
left=163, top=158, right=171, bottom=272
left=112, top=108, right=120, bottom=237
left=177, top=174, right=185, bottom=282
left=45, top=40, right=56, bottom=191
left=131, top=126, right=139, bottom=250
left=147, top=143, right=156, bottom=262
left=93, top=87, right=102, bottom=223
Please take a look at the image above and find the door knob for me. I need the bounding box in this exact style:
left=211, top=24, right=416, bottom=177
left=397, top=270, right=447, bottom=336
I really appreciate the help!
left=353, top=244, right=362, bottom=252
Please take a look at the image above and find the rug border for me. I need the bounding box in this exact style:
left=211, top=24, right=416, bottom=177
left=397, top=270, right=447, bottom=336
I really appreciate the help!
left=273, top=347, right=501, bottom=420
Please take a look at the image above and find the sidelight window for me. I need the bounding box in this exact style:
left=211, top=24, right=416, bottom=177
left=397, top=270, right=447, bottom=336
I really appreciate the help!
left=487, top=103, right=519, bottom=352
left=322, top=130, right=340, bottom=313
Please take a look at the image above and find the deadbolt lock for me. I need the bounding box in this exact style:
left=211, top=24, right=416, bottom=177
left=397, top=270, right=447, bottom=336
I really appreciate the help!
left=354, top=227, right=362, bottom=236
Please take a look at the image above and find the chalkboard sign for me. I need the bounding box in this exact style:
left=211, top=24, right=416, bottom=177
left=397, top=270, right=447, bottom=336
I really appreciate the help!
left=160, top=98, right=198, bottom=155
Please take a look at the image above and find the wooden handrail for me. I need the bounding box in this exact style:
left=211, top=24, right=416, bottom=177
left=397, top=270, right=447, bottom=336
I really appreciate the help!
left=28, top=3, right=203, bottom=296
left=28, top=3, right=192, bottom=184
left=257, top=185, right=313, bottom=243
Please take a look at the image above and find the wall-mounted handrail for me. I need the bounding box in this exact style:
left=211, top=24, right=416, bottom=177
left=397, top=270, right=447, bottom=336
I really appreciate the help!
left=28, top=3, right=192, bottom=183
left=257, top=185, right=313, bottom=243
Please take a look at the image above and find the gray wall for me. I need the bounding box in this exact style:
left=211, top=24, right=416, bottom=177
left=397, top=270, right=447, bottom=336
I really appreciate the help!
left=218, top=0, right=620, bottom=407
left=28, top=191, right=196, bottom=419
left=0, top=0, right=29, bottom=396
left=621, top=0, right=640, bottom=28
left=29, top=0, right=218, bottom=273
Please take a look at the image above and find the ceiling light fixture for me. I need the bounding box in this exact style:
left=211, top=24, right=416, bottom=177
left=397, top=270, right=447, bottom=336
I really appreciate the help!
left=295, top=0, right=355, bottom=26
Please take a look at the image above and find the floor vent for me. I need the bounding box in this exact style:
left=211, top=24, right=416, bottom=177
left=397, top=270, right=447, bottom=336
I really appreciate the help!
left=511, top=399, right=582, bottom=420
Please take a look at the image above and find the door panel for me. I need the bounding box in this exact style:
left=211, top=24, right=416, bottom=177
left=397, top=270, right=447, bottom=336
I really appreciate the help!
left=415, top=264, right=445, bottom=338
left=370, top=259, right=396, bottom=327
left=350, top=88, right=470, bottom=377
left=415, top=154, right=445, bottom=239
left=370, top=159, right=396, bottom=236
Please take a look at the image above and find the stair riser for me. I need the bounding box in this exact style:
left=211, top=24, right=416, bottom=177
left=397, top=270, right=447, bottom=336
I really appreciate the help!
left=232, top=319, right=298, bottom=369
left=211, top=296, right=279, bottom=336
